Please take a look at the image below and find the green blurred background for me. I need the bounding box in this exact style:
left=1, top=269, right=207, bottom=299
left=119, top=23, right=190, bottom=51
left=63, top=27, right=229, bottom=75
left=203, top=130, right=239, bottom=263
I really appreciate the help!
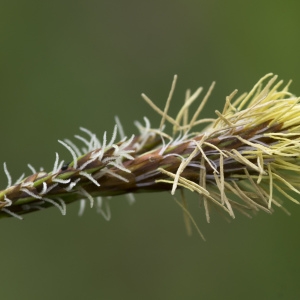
left=1, top=1, right=300, bottom=299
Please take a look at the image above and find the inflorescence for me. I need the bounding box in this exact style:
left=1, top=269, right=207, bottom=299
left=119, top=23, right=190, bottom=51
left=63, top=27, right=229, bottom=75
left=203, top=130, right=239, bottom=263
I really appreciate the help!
left=1, top=74, right=300, bottom=238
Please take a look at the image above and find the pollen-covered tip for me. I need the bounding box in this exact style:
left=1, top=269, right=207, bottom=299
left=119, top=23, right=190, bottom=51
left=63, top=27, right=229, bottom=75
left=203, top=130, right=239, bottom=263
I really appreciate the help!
left=146, top=73, right=300, bottom=220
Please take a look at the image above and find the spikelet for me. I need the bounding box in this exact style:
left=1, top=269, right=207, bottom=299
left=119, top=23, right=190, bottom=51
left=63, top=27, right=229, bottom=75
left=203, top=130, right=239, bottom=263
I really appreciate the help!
left=1, top=73, right=300, bottom=236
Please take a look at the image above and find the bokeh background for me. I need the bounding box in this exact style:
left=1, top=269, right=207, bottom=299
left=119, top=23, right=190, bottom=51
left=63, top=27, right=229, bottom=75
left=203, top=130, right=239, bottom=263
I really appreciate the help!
left=1, top=1, right=300, bottom=299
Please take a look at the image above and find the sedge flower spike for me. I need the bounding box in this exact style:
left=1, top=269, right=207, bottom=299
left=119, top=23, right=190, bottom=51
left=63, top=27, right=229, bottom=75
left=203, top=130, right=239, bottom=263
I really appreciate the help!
left=1, top=73, right=300, bottom=236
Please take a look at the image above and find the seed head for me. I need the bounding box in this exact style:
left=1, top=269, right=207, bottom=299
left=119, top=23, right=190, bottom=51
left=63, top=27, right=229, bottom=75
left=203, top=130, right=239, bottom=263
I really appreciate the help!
left=1, top=73, right=299, bottom=238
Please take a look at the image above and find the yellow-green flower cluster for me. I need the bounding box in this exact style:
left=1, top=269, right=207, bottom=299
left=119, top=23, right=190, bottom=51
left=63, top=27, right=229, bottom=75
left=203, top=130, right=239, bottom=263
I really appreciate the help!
left=0, top=74, right=299, bottom=234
